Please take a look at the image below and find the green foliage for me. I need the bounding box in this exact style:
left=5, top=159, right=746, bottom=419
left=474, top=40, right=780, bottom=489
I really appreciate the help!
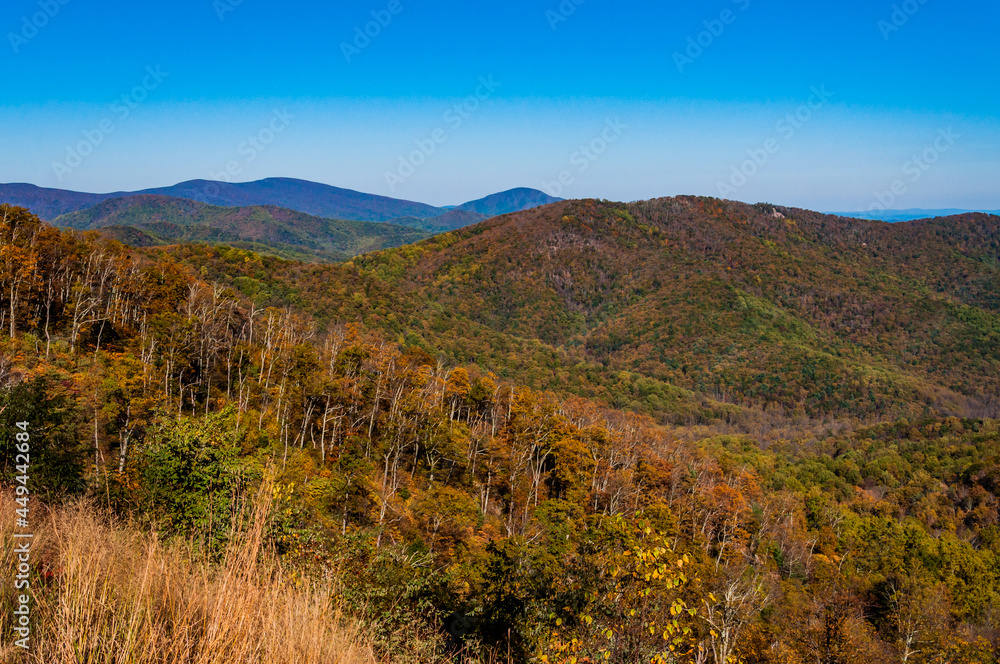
left=132, top=410, right=245, bottom=548
left=0, top=371, right=87, bottom=499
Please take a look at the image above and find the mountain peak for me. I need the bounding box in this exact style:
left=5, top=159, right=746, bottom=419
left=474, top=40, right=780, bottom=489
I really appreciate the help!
left=456, top=187, right=562, bottom=217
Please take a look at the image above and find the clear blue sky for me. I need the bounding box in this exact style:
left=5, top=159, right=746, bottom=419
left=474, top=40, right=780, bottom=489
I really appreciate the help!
left=1, top=0, right=997, bottom=210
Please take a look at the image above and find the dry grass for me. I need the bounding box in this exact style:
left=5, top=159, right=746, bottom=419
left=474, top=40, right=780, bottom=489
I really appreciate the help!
left=0, top=484, right=381, bottom=664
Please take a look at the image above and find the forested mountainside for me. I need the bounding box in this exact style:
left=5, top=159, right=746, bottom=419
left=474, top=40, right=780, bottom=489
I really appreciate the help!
left=165, top=197, right=1000, bottom=428
left=0, top=202, right=998, bottom=663
left=51, top=194, right=429, bottom=262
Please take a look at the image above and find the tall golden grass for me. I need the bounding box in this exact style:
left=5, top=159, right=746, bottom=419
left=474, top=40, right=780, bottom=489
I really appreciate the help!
left=0, top=484, right=380, bottom=664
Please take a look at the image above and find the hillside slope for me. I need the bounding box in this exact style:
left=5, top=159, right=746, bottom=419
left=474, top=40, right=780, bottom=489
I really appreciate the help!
left=175, top=197, right=1000, bottom=424
left=52, top=194, right=429, bottom=262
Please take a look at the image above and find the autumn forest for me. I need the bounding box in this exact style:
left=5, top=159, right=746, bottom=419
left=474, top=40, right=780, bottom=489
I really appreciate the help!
left=1, top=198, right=999, bottom=664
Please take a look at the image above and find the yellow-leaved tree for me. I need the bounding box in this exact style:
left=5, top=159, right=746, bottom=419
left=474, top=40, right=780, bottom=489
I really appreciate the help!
left=539, top=515, right=701, bottom=664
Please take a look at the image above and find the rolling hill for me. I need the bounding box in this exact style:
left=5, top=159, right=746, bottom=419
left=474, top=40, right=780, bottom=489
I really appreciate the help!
left=52, top=194, right=429, bottom=262
left=171, top=196, right=1000, bottom=425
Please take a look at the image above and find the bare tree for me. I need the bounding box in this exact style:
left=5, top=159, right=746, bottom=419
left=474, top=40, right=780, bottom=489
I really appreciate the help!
left=701, top=566, right=773, bottom=664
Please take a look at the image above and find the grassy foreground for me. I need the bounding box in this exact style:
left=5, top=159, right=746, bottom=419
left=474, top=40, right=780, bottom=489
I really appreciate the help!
left=0, top=487, right=379, bottom=664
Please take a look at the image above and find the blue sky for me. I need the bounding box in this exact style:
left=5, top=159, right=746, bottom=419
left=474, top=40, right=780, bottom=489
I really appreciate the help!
left=1, top=0, right=997, bottom=210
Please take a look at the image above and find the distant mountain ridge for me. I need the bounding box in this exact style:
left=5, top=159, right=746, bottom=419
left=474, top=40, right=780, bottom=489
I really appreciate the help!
left=135, top=178, right=443, bottom=223
left=829, top=208, right=1000, bottom=222
left=0, top=179, right=561, bottom=230
left=0, top=183, right=121, bottom=220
